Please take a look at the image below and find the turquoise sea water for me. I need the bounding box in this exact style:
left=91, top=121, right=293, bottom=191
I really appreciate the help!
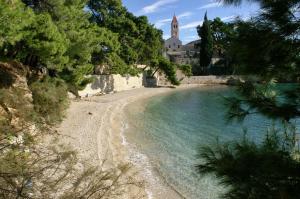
left=125, top=86, right=299, bottom=199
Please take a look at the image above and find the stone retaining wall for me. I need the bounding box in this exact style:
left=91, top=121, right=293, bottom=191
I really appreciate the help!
left=179, top=75, right=233, bottom=84
left=158, top=69, right=238, bottom=86
left=78, top=72, right=238, bottom=98
left=158, top=75, right=233, bottom=86
left=78, top=74, right=143, bottom=97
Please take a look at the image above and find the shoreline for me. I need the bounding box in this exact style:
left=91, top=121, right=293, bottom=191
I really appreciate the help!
left=57, top=85, right=203, bottom=199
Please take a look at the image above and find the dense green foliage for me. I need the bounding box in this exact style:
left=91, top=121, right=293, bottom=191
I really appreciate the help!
left=87, top=0, right=179, bottom=82
left=210, top=17, right=236, bottom=74
left=195, top=16, right=237, bottom=75
left=88, top=0, right=164, bottom=66
left=197, top=12, right=214, bottom=74
left=221, top=0, right=300, bottom=79
left=230, top=21, right=299, bottom=80
left=210, top=18, right=235, bottom=53
left=1, top=0, right=98, bottom=88
left=197, top=0, right=300, bottom=198
left=0, top=0, right=178, bottom=89
left=0, top=0, right=33, bottom=49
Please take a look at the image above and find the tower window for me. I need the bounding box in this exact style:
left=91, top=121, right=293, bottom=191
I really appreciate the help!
left=178, top=45, right=180, bottom=48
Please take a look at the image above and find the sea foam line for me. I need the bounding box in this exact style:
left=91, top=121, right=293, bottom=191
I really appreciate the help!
left=119, top=119, right=158, bottom=199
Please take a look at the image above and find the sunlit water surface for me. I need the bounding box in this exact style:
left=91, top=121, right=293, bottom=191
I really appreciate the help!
left=124, top=86, right=299, bottom=199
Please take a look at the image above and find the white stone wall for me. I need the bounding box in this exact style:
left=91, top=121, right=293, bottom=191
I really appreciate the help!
left=78, top=74, right=143, bottom=98
left=113, top=74, right=143, bottom=92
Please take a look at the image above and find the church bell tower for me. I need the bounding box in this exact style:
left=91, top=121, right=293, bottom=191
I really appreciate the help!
left=171, top=15, right=179, bottom=39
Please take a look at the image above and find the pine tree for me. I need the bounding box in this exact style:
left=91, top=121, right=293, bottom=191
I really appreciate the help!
left=0, top=0, right=30, bottom=47
left=23, top=13, right=68, bottom=69
left=197, top=12, right=213, bottom=75
left=0, top=0, right=34, bottom=57
left=88, top=0, right=178, bottom=85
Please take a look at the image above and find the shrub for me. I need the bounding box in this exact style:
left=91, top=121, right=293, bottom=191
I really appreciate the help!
left=30, top=77, right=69, bottom=124
left=178, top=64, right=192, bottom=77
left=158, top=58, right=180, bottom=86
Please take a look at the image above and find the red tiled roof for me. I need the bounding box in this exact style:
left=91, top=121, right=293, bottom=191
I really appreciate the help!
left=172, top=15, right=178, bottom=23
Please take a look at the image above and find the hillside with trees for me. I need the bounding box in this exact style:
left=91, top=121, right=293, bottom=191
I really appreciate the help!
left=1, top=0, right=178, bottom=91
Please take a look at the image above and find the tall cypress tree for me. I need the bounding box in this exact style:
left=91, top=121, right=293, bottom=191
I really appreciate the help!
left=197, top=12, right=213, bottom=74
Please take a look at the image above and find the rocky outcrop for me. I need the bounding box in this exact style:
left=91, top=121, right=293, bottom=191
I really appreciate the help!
left=0, top=61, right=36, bottom=134
left=0, top=61, right=31, bottom=90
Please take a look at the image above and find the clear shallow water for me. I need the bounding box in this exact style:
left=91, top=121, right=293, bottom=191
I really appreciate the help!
left=125, top=86, right=299, bottom=199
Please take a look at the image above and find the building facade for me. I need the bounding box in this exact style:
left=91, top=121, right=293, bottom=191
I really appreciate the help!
left=164, top=15, right=200, bottom=65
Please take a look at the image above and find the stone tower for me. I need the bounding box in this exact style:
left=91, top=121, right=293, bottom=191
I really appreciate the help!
left=171, top=15, right=179, bottom=38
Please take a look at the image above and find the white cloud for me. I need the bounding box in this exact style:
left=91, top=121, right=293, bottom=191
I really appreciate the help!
left=181, top=20, right=203, bottom=30
left=138, top=0, right=178, bottom=15
left=163, top=34, right=171, bottom=40
left=180, top=15, right=236, bottom=30
left=154, top=11, right=193, bottom=28
left=221, top=15, right=236, bottom=21
left=155, top=18, right=172, bottom=28
left=198, top=2, right=222, bottom=10
left=177, top=11, right=193, bottom=18
left=180, top=14, right=237, bottom=30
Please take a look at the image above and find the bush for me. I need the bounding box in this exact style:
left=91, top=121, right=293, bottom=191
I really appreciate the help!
left=30, top=77, right=69, bottom=124
left=158, top=58, right=180, bottom=86
left=178, top=64, right=192, bottom=77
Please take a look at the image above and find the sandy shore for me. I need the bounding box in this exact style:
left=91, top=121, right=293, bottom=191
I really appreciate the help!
left=57, top=85, right=200, bottom=199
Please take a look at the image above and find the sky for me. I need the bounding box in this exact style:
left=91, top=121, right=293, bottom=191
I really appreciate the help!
left=122, top=0, right=260, bottom=44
